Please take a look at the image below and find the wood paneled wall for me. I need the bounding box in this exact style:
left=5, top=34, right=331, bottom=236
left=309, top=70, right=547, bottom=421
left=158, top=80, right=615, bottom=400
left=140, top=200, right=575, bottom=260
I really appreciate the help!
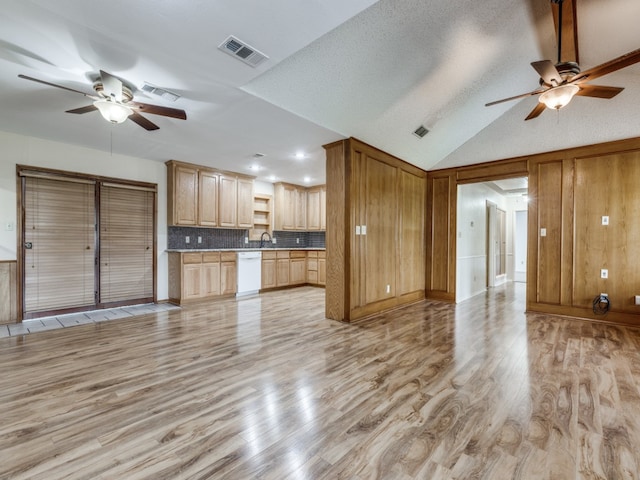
left=0, top=261, right=17, bottom=324
left=427, top=136, right=640, bottom=326
left=324, top=138, right=426, bottom=322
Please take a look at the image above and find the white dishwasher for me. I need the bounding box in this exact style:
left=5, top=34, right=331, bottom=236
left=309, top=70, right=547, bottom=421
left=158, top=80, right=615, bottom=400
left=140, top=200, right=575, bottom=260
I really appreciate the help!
left=236, top=251, right=262, bottom=296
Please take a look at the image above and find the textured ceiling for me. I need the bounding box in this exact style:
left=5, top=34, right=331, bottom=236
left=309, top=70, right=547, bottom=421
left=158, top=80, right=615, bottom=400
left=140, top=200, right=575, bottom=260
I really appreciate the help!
left=1, top=0, right=639, bottom=184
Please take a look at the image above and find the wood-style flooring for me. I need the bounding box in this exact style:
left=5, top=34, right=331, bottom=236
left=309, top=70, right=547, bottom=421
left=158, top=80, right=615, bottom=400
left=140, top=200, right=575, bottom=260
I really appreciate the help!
left=2, top=283, right=640, bottom=479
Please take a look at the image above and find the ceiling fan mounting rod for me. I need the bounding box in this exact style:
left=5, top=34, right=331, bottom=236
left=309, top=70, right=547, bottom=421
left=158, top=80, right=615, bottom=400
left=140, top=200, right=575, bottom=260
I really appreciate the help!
left=553, top=0, right=564, bottom=64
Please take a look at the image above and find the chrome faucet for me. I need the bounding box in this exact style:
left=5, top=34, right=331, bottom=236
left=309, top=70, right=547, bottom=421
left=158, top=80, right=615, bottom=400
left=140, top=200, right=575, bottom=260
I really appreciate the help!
left=260, top=231, right=272, bottom=248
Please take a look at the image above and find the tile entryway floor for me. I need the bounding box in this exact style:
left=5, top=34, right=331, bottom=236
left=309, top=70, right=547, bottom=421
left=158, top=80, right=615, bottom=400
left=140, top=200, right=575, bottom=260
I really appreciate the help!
left=0, top=303, right=180, bottom=338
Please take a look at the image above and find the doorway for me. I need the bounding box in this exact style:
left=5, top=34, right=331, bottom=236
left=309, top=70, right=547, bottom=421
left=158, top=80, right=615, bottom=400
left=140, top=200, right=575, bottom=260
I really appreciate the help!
left=455, top=178, right=527, bottom=303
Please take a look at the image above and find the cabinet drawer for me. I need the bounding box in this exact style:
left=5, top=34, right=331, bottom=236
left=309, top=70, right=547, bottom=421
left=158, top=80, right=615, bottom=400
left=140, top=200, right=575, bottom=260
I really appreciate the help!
left=183, top=252, right=202, bottom=264
left=307, top=251, right=318, bottom=258
left=262, top=251, right=277, bottom=260
left=290, top=251, right=306, bottom=259
left=276, top=251, right=290, bottom=259
left=202, top=252, right=221, bottom=263
left=221, top=252, right=236, bottom=262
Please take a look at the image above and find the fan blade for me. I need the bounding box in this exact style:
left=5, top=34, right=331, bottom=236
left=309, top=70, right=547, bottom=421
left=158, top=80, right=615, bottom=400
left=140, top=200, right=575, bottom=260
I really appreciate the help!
left=129, top=112, right=159, bottom=131
left=524, top=102, right=546, bottom=121
left=576, top=84, right=624, bottom=99
left=531, top=60, right=563, bottom=86
left=18, top=74, right=96, bottom=98
left=551, top=0, right=579, bottom=63
left=130, top=101, right=187, bottom=120
left=66, top=105, right=98, bottom=114
left=99, top=70, right=123, bottom=102
left=485, top=88, right=546, bottom=107
left=571, top=48, right=640, bottom=83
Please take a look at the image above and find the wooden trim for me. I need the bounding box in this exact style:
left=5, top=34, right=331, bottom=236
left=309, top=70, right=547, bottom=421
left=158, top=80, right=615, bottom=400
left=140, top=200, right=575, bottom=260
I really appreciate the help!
left=0, top=261, right=17, bottom=324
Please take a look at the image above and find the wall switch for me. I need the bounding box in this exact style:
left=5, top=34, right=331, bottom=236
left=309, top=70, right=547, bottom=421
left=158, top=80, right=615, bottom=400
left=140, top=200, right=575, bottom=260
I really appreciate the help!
left=244, top=237, right=248, bottom=244
left=540, top=228, right=547, bottom=237
left=602, top=216, right=609, bottom=226
left=386, top=284, right=390, bottom=294
left=197, top=236, right=202, bottom=244
left=601, top=269, right=608, bottom=279
left=355, top=225, right=361, bottom=235
left=361, top=225, right=367, bottom=235
left=185, top=236, right=190, bottom=244
left=635, top=295, right=640, bottom=306
left=5, top=222, right=14, bottom=231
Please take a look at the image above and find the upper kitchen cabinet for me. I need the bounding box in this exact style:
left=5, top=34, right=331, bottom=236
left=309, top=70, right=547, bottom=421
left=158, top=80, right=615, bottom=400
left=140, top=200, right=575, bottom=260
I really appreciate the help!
left=306, top=186, right=326, bottom=231
left=166, top=160, right=254, bottom=228
left=167, top=162, right=199, bottom=226
left=274, top=182, right=325, bottom=231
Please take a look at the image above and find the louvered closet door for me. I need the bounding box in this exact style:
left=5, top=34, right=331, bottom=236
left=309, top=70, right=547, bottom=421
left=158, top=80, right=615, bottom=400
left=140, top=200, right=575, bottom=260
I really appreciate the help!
left=99, top=184, right=154, bottom=304
left=24, top=177, right=96, bottom=314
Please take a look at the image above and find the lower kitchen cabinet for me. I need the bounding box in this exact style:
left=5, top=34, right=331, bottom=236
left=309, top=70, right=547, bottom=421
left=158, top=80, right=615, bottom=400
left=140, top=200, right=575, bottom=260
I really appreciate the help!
left=306, top=250, right=326, bottom=286
left=261, top=251, right=277, bottom=289
left=168, top=251, right=236, bottom=304
left=289, top=251, right=306, bottom=285
left=276, top=251, right=290, bottom=287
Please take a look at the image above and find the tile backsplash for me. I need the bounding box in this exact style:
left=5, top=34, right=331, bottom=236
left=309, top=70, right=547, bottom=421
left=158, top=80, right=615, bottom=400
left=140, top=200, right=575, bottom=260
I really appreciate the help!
left=167, top=227, right=325, bottom=250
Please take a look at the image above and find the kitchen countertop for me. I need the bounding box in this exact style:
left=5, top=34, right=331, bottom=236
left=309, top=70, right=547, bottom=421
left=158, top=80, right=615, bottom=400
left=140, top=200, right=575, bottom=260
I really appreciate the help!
left=166, top=248, right=325, bottom=253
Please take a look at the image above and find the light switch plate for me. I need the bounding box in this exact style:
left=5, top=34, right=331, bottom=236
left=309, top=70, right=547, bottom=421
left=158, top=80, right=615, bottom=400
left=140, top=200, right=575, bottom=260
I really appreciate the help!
left=540, top=228, right=547, bottom=237
left=602, top=216, right=609, bottom=225
left=601, top=269, right=608, bottom=279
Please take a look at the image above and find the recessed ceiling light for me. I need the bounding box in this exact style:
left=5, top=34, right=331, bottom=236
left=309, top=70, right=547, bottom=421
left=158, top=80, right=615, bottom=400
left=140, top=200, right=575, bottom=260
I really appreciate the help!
left=303, top=176, right=311, bottom=183
left=295, top=151, right=305, bottom=160
left=249, top=164, right=261, bottom=171
left=268, top=175, right=276, bottom=182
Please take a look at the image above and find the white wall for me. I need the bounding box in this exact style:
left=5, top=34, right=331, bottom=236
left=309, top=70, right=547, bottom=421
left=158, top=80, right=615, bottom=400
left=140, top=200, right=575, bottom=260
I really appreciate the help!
left=507, top=195, right=528, bottom=282
left=456, top=183, right=507, bottom=303
left=0, top=130, right=169, bottom=300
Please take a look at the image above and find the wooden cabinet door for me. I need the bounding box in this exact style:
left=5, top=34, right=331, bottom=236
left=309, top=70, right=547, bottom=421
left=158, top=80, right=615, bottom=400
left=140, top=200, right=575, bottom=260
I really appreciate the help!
left=318, top=258, right=326, bottom=286
left=306, top=188, right=321, bottom=231
left=261, top=258, right=276, bottom=289
left=219, top=174, right=238, bottom=227
left=290, top=258, right=306, bottom=285
left=294, top=188, right=307, bottom=230
left=282, top=185, right=296, bottom=230
left=202, top=262, right=221, bottom=296
left=173, top=165, right=198, bottom=225
left=199, top=170, right=219, bottom=226
left=221, top=261, right=237, bottom=294
left=276, top=258, right=290, bottom=286
left=183, top=264, right=202, bottom=300
left=237, top=177, right=254, bottom=228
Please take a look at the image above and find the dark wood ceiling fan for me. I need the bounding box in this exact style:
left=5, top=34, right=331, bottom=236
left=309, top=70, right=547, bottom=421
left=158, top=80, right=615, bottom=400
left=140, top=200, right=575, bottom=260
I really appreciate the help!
left=18, top=70, right=186, bottom=130
left=486, top=0, right=640, bottom=120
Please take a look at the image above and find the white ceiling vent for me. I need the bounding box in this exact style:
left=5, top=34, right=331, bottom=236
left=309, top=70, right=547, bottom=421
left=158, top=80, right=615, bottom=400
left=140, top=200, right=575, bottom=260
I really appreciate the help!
left=413, top=125, right=429, bottom=138
left=218, top=36, right=269, bottom=67
left=141, top=83, right=180, bottom=102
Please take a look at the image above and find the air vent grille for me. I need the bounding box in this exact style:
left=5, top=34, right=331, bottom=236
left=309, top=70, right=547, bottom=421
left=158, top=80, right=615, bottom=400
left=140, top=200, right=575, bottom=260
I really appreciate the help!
left=141, top=83, right=180, bottom=102
left=218, top=35, right=269, bottom=67
left=413, top=125, right=429, bottom=138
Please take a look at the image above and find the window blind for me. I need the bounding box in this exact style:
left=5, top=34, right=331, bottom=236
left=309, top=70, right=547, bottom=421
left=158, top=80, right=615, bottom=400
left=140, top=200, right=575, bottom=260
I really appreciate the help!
left=24, top=177, right=96, bottom=313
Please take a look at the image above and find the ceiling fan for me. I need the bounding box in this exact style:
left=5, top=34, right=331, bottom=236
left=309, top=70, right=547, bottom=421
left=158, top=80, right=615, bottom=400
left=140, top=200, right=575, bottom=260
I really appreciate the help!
left=18, top=70, right=187, bottom=130
left=486, top=0, right=640, bottom=120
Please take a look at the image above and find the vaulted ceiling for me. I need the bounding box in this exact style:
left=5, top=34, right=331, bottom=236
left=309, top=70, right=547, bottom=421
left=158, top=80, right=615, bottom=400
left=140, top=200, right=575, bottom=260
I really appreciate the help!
left=1, top=0, right=638, bottom=185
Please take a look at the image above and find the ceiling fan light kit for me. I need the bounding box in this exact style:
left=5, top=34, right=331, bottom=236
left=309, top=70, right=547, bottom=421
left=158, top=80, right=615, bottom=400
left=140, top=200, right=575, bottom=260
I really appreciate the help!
left=93, top=99, right=133, bottom=124
left=538, top=84, right=579, bottom=110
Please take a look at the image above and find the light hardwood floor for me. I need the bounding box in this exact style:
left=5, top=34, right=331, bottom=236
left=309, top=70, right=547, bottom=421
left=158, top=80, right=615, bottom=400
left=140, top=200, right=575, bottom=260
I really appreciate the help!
left=2, top=283, right=640, bottom=479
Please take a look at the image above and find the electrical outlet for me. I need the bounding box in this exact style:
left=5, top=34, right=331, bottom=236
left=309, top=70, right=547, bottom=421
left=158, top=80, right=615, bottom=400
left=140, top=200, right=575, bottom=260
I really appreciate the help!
left=197, top=236, right=202, bottom=244
left=244, top=237, right=248, bottom=244
left=601, top=269, right=608, bottom=279
left=185, top=236, right=190, bottom=244
left=602, top=216, right=609, bottom=226
left=296, top=238, right=299, bottom=244
left=386, top=284, right=390, bottom=294
left=272, top=238, right=276, bottom=244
